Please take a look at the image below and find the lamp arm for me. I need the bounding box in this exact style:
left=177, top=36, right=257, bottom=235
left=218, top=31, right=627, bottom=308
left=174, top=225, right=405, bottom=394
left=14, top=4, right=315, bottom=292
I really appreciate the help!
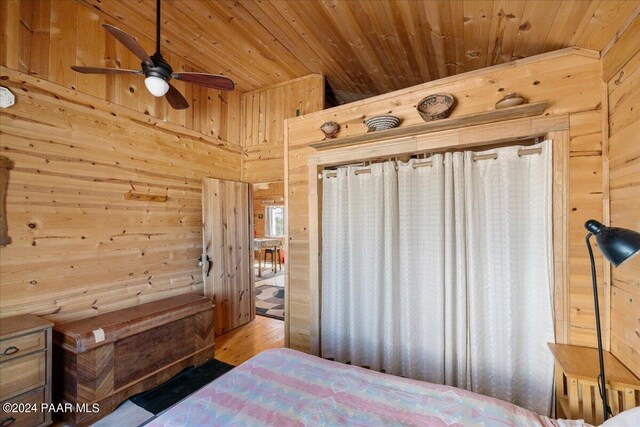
left=586, top=233, right=612, bottom=420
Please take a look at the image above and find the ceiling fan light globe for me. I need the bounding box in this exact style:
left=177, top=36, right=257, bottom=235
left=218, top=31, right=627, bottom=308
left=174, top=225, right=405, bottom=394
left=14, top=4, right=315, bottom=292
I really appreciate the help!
left=145, top=76, right=169, bottom=97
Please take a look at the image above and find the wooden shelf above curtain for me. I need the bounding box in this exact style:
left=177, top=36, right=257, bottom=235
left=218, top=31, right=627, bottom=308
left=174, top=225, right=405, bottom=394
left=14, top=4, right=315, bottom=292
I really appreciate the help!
left=309, top=101, right=550, bottom=151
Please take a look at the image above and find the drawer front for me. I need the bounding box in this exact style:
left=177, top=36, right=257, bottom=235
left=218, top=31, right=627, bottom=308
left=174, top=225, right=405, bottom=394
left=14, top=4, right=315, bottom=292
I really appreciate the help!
left=0, top=353, right=46, bottom=402
left=0, top=387, right=45, bottom=427
left=0, top=332, right=46, bottom=362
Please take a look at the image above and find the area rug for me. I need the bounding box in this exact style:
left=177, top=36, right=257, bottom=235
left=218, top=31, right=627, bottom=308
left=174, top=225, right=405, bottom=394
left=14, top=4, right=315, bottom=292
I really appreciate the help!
left=254, top=266, right=285, bottom=281
left=255, top=284, right=284, bottom=320
left=129, top=358, right=234, bottom=414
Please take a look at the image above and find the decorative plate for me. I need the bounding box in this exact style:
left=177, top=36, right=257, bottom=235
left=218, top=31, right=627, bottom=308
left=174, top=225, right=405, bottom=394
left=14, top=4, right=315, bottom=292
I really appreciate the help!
left=416, top=93, right=455, bottom=121
left=363, top=115, right=401, bottom=132
left=495, top=92, right=525, bottom=109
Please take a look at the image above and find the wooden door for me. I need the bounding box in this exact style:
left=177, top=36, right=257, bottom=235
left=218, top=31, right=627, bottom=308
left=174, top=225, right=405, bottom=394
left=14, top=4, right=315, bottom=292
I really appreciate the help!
left=202, top=178, right=254, bottom=336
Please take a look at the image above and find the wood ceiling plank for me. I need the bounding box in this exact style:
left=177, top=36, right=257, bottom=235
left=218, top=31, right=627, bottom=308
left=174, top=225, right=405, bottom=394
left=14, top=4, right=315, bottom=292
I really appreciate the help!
left=435, top=0, right=454, bottom=76
left=462, top=0, right=494, bottom=71
left=394, top=0, right=437, bottom=83
left=542, top=1, right=594, bottom=52
left=337, top=0, right=403, bottom=92
left=237, top=0, right=323, bottom=73
left=449, top=0, right=466, bottom=75
left=157, top=0, right=284, bottom=87
left=264, top=1, right=356, bottom=93
left=191, top=1, right=309, bottom=81
left=62, top=0, right=637, bottom=102
left=80, top=0, right=267, bottom=90
left=512, top=0, right=563, bottom=60
left=419, top=1, right=448, bottom=78
left=301, top=0, right=381, bottom=93
left=574, top=0, right=640, bottom=51
left=269, top=0, right=375, bottom=94
left=373, top=0, right=424, bottom=87
left=486, top=0, right=526, bottom=65
left=241, top=0, right=354, bottom=93
left=603, top=13, right=640, bottom=82
left=568, top=0, right=602, bottom=47
left=371, top=0, right=422, bottom=87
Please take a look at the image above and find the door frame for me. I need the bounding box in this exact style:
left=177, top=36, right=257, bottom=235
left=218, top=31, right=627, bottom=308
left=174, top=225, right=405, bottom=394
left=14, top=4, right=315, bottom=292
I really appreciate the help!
left=202, top=178, right=255, bottom=336
left=305, top=113, right=572, bottom=356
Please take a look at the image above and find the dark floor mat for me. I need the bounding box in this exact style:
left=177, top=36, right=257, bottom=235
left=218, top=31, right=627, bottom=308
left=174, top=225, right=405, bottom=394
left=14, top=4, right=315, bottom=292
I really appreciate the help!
left=130, top=358, right=234, bottom=415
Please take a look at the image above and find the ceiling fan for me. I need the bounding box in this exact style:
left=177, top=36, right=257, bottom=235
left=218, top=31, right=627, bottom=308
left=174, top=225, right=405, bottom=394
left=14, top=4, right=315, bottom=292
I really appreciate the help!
left=71, top=0, right=235, bottom=110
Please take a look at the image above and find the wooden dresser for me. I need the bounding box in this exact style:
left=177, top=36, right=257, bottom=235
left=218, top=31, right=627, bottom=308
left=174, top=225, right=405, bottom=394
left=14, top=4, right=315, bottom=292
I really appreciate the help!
left=0, top=314, right=53, bottom=427
left=53, top=294, right=215, bottom=426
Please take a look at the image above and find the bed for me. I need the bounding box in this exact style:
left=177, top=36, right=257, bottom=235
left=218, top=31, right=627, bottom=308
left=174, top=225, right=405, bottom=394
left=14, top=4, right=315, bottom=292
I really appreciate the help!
left=145, top=348, right=587, bottom=426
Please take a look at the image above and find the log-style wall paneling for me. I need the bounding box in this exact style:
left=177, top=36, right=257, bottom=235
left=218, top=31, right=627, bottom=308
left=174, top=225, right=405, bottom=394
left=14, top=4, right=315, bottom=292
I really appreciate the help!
left=0, top=0, right=241, bottom=144
left=241, top=75, right=324, bottom=183
left=0, top=67, right=242, bottom=322
left=603, top=15, right=640, bottom=376
left=285, top=48, right=605, bottom=352
left=567, top=110, right=605, bottom=348
left=72, top=0, right=639, bottom=104
left=253, top=182, right=285, bottom=238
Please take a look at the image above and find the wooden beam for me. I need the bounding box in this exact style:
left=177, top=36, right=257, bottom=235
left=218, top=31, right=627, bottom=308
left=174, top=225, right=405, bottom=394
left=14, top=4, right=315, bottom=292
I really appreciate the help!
left=309, top=101, right=549, bottom=151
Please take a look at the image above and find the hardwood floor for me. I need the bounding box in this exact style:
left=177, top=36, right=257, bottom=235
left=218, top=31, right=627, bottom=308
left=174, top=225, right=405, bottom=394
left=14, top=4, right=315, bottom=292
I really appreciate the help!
left=215, top=315, right=284, bottom=366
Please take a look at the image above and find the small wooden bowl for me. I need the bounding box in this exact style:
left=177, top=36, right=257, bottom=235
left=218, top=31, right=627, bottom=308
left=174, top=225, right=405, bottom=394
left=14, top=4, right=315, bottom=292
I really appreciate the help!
left=320, top=121, right=340, bottom=139
left=495, top=92, right=525, bottom=109
left=417, top=93, right=455, bottom=122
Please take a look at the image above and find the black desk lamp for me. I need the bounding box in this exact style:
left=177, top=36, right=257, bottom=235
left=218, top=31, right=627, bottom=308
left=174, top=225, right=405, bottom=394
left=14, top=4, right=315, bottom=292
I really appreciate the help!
left=584, top=219, right=640, bottom=420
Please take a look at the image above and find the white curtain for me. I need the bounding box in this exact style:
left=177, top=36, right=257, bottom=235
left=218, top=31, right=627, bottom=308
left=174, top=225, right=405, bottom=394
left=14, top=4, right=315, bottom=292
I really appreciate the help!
left=321, top=141, right=555, bottom=416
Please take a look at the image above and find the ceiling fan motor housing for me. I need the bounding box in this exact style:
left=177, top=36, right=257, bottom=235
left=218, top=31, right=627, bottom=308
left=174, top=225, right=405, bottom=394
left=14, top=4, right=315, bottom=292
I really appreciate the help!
left=143, top=53, right=173, bottom=81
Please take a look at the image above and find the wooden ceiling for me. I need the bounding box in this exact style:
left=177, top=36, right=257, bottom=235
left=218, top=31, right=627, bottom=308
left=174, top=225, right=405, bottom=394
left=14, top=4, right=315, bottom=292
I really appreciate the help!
left=81, top=0, right=639, bottom=103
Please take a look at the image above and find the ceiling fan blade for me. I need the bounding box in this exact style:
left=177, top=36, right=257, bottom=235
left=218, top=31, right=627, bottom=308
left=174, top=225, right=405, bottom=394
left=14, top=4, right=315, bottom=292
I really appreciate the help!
left=165, top=83, right=190, bottom=110
left=71, top=66, right=142, bottom=75
left=172, top=72, right=235, bottom=91
left=102, top=24, right=153, bottom=67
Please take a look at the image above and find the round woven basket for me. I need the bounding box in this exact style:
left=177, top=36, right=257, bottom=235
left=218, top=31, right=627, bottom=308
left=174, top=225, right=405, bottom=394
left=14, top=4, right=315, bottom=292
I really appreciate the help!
left=363, top=115, right=401, bottom=132
left=416, top=93, right=455, bottom=121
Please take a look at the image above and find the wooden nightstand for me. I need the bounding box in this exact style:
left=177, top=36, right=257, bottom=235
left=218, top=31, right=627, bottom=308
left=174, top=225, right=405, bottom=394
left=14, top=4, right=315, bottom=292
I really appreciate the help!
left=548, top=343, right=640, bottom=425
left=0, top=314, right=53, bottom=427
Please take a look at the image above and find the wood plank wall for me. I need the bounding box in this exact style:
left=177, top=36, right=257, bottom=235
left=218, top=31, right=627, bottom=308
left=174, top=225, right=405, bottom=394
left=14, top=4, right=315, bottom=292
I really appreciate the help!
left=240, top=75, right=324, bottom=183
left=0, top=0, right=241, bottom=143
left=285, top=49, right=606, bottom=352
left=0, top=0, right=245, bottom=322
left=603, top=16, right=640, bottom=375
left=0, top=67, right=241, bottom=322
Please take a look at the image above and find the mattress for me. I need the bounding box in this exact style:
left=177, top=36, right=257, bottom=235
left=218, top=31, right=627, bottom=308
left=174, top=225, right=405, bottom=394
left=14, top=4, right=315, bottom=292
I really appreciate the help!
left=146, top=348, right=588, bottom=426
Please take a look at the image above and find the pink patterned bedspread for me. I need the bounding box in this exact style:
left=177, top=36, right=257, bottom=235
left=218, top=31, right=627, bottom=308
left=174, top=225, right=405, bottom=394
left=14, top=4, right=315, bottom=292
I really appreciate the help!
left=146, top=348, right=586, bottom=426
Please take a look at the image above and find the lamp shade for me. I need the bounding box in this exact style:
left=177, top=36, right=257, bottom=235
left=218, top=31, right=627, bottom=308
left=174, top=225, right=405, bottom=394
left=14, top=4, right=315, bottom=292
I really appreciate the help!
left=144, top=76, right=170, bottom=97
left=585, top=220, right=640, bottom=267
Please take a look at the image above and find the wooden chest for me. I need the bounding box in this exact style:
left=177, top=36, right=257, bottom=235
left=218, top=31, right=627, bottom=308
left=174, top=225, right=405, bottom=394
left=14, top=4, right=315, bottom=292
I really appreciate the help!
left=0, top=315, right=53, bottom=427
left=53, top=294, right=215, bottom=426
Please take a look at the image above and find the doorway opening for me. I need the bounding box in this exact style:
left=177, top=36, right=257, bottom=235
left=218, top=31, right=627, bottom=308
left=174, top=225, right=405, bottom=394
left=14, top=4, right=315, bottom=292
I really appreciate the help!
left=252, top=182, right=285, bottom=321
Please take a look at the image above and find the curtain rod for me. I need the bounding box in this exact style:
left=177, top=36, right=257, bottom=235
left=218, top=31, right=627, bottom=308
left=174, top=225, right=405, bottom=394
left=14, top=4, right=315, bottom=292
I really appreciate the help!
left=323, top=147, right=543, bottom=178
